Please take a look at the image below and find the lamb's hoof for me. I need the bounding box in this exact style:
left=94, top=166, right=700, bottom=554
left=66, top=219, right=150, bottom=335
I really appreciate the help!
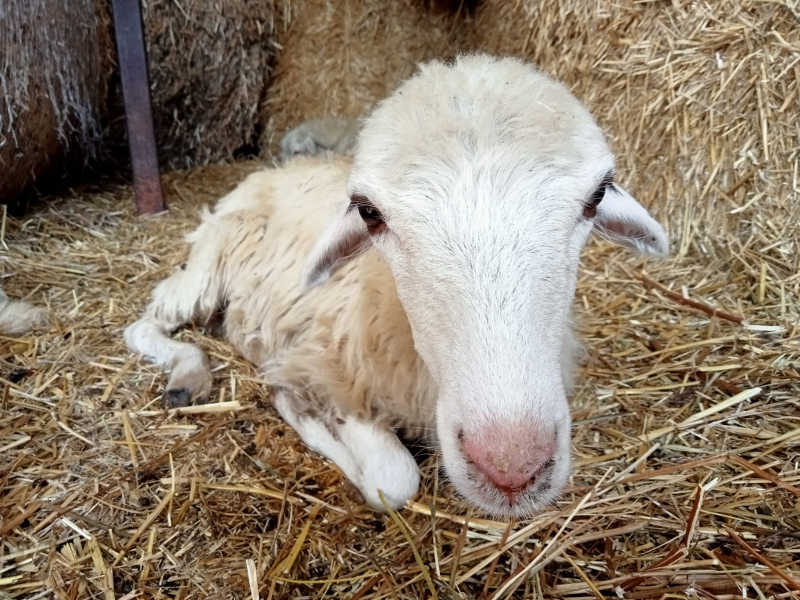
left=164, top=387, right=193, bottom=408
left=360, top=456, right=420, bottom=512
left=165, top=364, right=212, bottom=407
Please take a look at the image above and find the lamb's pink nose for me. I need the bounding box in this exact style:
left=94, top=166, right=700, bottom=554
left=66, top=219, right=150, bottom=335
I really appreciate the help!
left=461, top=425, right=555, bottom=500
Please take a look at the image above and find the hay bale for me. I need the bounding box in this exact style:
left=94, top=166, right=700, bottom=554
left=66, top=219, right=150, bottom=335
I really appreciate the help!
left=469, top=0, right=799, bottom=245
left=2, top=0, right=281, bottom=204
left=0, top=0, right=113, bottom=204
left=0, top=91, right=61, bottom=206
left=262, top=0, right=474, bottom=154
left=136, top=0, right=280, bottom=169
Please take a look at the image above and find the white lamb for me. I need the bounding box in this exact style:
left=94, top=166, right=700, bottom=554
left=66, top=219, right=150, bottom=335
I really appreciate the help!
left=125, top=55, right=668, bottom=517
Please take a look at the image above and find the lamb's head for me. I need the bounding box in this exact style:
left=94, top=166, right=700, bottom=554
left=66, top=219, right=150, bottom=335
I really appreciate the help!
left=304, top=55, right=668, bottom=517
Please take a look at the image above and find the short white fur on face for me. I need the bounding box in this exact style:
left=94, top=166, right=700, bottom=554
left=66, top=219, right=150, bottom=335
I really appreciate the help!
left=306, top=55, right=667, bottom=516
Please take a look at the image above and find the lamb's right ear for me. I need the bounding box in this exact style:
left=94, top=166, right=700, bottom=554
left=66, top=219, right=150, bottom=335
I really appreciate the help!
left=593, top=184, right=669, bottom=256
left=303, top=203, right=370, bottom=290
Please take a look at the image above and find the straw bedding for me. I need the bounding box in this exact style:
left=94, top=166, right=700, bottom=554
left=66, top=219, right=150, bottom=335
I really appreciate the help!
left=1, top=1, right=799, bottom=598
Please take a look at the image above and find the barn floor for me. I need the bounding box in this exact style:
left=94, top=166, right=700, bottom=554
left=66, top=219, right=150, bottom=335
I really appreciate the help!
left=1, top=160, right=799, bottom=599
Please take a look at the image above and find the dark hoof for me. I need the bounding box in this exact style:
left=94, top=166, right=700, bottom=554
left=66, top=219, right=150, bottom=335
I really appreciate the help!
left=164, top=387, right=192, bottom=408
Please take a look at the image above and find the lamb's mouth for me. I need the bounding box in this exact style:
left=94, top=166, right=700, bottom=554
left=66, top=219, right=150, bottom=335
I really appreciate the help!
left=460, top=456, right=557, bottom=514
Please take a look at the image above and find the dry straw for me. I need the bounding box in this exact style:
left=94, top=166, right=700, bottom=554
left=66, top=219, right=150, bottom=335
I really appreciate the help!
left=2, top=0, right=799, bottom=598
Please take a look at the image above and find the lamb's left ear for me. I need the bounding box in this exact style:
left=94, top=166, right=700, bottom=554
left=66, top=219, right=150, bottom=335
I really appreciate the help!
left=594, top=184, right=669, bottom=255
left=303, top=203, right=370, bottom=290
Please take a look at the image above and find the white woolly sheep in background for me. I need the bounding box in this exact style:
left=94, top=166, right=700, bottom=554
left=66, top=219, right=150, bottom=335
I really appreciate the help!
left=125, top=54, right=668, bottom=517
left=0, top=287, right=49, bottom=336
left=280, top=116, right=360, bottom=161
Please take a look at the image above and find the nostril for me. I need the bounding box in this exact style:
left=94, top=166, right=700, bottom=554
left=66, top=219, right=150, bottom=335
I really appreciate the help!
left=460, top=427, right=556, bottom=500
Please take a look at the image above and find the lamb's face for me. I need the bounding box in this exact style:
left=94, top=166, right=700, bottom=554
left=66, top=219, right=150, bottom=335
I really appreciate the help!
left=362, top=169, right=599, bottom=516
left=305, top=55, right=668, bottom=517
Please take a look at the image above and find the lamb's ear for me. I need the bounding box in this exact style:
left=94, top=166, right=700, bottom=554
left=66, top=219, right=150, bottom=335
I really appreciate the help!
left=303, top=204, right=370, bottom=290
left=593, top=184, right=669, bottom=256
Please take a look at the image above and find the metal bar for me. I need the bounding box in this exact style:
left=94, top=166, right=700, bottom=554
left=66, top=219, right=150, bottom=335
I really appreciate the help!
left=111, top=0, right=165, bottom=214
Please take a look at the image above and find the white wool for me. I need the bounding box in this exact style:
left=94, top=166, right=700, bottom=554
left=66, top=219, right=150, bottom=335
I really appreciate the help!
left=0, top=287, right=49, bottom=336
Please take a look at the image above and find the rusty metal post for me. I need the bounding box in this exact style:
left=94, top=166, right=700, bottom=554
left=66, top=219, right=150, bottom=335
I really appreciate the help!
left=111, top=0, right=165, bottom=214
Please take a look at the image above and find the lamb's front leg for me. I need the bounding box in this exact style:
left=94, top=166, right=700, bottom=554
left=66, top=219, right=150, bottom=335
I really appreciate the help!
left=273, top=390, right=420, bottom=511
left=125, top=318, right=212, bottom=407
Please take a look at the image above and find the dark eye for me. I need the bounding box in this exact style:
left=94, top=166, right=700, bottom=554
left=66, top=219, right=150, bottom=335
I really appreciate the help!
left=351, top=195, right=386, bottom=235
left=583, top=171, right=614, bottom=219
left=583, top=187, right=605, bottom=219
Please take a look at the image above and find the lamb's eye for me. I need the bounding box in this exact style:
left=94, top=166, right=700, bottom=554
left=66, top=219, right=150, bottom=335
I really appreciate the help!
left=351, top=195, right=386, bottom=235
left=583, top=171, right=614, bottom=219
left=583, top=186, right=605, bottom=219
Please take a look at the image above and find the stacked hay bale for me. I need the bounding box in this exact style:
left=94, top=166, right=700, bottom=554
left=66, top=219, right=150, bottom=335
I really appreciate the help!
left=0, top=0, right=113, bottom=205
left=262, top=0, right=475, bottom=154
left=133, top=0, right=280, bottom=169
left=1, top=0, right=281, bottom=205
left=2, top=0, right=475, bottom=204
